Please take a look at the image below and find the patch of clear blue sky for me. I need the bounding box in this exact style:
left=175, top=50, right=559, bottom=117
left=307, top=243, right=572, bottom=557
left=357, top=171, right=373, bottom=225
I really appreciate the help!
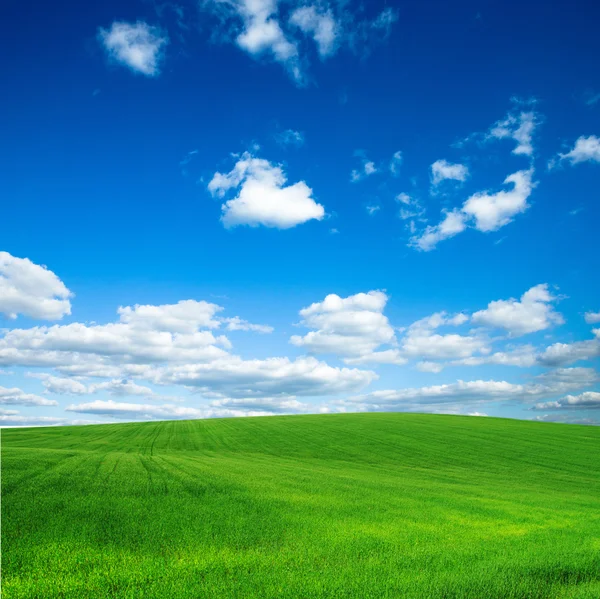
left=0, top=0, right=599, bottom=421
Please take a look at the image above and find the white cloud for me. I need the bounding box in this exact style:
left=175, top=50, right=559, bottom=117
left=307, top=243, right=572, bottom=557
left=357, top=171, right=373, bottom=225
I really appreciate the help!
left=29, top=372, right=184, bottom=401
left=462, top=169, right=535, bottom=232
left=538, top=338, right=600, bottom=367
left=348, top=367, right=598, bottom=411
left=208, top=152, right=325, bottom=229
left=0, top=385, right=58, bottom=407
left=0, top=312, right=231, bottom=368
left=350, top=156, right=378, bottom=182
left=0, top=299, right=237, bottom=378
left=202, top=2, right=397, bottom=83
left=454, top=345, right=538, bottom=368
left=65, top=395, right=328, bottom=421
left=98, top=21, right=168, bottom=76
left=118, top=300, right=223, bottom=332
left=31, top=374, right=88, bottom=395
left=149, top=356, right=376, bottom=398
left=488, top=110, right=538, bottom=156
left=0, top=291, right=376, bottom=399
left=366, top=205, right=380, bottom=216
left=66, top=400, right=209, bottom=421
left=351, top=380, right=524, bottom=407
left=532, top=391, right=600, bottom=411
left=234, top=0, right=301, bottom=80
left=223, top=316, right=273, bottom=333
left=534, top=367, right=599, bottom=390
left=585, top=311, right=600, bottom=324
left=430, top=159, right=469, bottom=186
left=209, top=396, right=317, bottom=414
left=555, top=135, right=600, bottom=166
left=0, top=409, right=72, bottom=427
left=410, top=209, right=466, bottom=251
left=275, top=129, right=305, bottom=147
left=400, top=312, right=488, bottom=361
left=472, top=284, right=564, bottom=337
left=413, top=169, right=536, bottom=251
left=0, top=251, right=72, bottom=320
left=290, top=291, right=400, bottom=362
left=92, top=379, right=156, bottom=397
left=289, top=6, right=338, bottom=57
left=389, top=151, right=402, bottom=175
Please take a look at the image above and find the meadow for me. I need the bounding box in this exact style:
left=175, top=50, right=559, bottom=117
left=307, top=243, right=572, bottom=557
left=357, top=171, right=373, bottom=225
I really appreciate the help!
left=2, top=413, right=600, bottom=598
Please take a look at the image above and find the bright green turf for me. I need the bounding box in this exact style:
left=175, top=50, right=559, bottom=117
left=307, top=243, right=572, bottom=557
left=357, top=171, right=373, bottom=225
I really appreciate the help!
left=2, top=413, right=600, bottom=598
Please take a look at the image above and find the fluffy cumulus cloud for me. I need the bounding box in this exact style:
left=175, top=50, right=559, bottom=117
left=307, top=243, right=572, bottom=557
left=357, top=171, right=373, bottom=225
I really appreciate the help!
left=0, top=252, right=72, bottom=320
left=0, top=292, right=375, bottom=404
left=461, top=169, right=535, bottom=232
left=118, top=300, right=223, bottom=332
left=430, top=159, right=469, bottom=186
left=412, top=169, right=535, bottom=251
left=208, top=152, right=325, bottom=228
left=0, top=385, right=58, bottom=407
left=488, top=110, right=539, bottom=156
left=0, top=300, right=235, bottom=371
left=290, top=291, right=403, bottom=363
left=234, top=0, right=301, bottom=80
left=289, top=295, right=496, bottom=367
left=98, top=21, right=168, bottom=76
left=0, top=304, right=232, bottom=370
left=472, top=284, right=564, bottom=337
left=554, top=135, right=600, bottom=166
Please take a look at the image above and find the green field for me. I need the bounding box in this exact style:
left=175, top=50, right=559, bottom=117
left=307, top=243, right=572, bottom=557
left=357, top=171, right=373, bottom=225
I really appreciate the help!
left=2, top=413, right=600, bottom=598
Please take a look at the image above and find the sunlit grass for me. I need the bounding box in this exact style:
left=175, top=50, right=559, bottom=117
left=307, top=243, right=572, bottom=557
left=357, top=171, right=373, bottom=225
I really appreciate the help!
left=2, top=413, right=600, bottom=598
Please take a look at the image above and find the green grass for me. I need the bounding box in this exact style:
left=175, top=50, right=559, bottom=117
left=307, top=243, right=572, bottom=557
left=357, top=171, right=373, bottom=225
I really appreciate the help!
left=2, top=413, right=600, bottom=598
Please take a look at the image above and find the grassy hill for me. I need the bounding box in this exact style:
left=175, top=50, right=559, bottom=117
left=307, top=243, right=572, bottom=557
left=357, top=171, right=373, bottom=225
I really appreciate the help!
left=2, top=413, right=600, bottom=598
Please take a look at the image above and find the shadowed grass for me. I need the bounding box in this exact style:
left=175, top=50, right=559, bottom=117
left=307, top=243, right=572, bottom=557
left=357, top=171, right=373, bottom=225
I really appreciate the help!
left=2, top=413, right=600, bottom=598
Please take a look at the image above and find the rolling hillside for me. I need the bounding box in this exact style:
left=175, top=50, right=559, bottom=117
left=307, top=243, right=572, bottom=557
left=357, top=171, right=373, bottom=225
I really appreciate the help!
left=2, top=413, right=600, bottom=598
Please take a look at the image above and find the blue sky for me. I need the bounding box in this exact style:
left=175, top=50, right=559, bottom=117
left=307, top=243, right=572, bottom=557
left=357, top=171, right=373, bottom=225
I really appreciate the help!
left=1, top=0, right=599, bottom=426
